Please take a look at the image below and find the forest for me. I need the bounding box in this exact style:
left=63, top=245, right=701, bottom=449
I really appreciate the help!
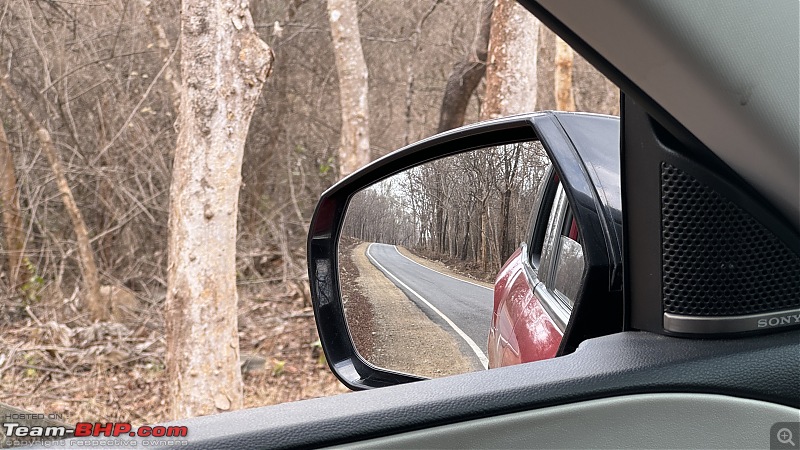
left=0, top=0, right=618, bottom=433
left=342, top=140, right=551, bottom=280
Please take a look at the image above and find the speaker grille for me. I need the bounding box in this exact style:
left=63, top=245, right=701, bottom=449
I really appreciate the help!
left=661, top=163, right=800, bottom=316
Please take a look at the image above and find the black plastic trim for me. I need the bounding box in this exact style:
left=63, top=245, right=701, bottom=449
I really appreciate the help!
left=309, top=113, right=624, bottom=388
left=526, top=166, right=557, bottom=269
left=623, top=97, right=800, bottom=337
left=48, top=330, right=799, bottom=449
left=533, top=115, right=623, bottom=355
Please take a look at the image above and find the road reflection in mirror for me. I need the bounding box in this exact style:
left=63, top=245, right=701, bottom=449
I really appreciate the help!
left=339, top=141, right=552, bottom=378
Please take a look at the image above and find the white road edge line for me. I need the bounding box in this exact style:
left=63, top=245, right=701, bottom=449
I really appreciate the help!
left=390, top=245, right=493, bottom=291
left=366, top=243, right=490, bottom=369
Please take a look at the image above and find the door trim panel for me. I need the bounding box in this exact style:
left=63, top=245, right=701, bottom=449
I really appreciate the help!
left=337, top=393, right=799, bottom=449
left=54, top=330, right=798, bottom=449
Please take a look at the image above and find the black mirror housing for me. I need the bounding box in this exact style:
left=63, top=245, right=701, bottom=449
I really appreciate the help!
left=308, top=113, right=623, bottom=390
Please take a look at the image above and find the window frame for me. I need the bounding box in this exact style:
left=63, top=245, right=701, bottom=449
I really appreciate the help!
left=539, top=184, right=570, bottom=286
left=543, top=186, right=586, bottom=311
left=526, top=166, right=558, bottom=270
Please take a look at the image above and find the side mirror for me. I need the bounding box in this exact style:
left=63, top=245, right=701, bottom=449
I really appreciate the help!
left=308, top=113, right=623, bottom=390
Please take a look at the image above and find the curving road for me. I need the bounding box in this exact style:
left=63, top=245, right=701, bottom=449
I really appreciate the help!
left=365, top=243, right=493, bottom=369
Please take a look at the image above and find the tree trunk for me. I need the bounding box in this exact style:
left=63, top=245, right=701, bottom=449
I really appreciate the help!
left=460, top=217, right=471, bottom=261
left=0, top=120, right=29, bottom=288
left=480, top=207, right=488, bottom=270
left=554, top=36, right=576, bottom=111
left=139, top=0, right=182, bottom=110
left=437, top=0, right=494, bottom=133
left=166, top=0, right=273, bottom=419
left=440, top=214, right=448, bottom=254
left=328, top=0, right=370, bottom=178
left=435, top=201, right=444, bottom=253
left=404, top=0, right=441, bottom=145
left=499, top=144, right=520, bottom=262
left=481, top=0, right=540, bottom=120
left=0, top=74, right=105, bottom=320
left=499, top=187, right=511, bottom=261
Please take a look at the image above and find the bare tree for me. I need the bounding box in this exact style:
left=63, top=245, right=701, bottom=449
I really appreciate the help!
left=166, top=0, right=273, bottom=419
left=403, top=0, right=442, bottom=145
left=481, top=0, right=540, bottom=119
left=328, top=0, right=370, bottom=177
left=476, top=0, right=541, bottom=268
left=0, top=74, right=105, bottom=321
left=537, top=26, right=619, bottom=115
left=554, top=35, right=575, bottom=111
left=139, top=0, right=182, bottom=109
left=0, top=119, right=29, bottom=288
left=437, top=0, right=493, bottom=133
left=343, top=141, right=549, bottom=277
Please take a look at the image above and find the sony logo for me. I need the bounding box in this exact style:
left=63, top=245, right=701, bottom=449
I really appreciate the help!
left=757, top=314, right=800, bottom=328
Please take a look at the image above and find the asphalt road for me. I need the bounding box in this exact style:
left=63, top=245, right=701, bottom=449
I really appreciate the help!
left=365, top=243, right=493, bottom=369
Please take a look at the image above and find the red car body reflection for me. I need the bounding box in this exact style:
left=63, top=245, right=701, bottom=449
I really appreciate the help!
left=488, top=248, right=562, bottom=368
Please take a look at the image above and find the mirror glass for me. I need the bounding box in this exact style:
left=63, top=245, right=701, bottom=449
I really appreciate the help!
left=339, top=140, right=573, bottom=378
